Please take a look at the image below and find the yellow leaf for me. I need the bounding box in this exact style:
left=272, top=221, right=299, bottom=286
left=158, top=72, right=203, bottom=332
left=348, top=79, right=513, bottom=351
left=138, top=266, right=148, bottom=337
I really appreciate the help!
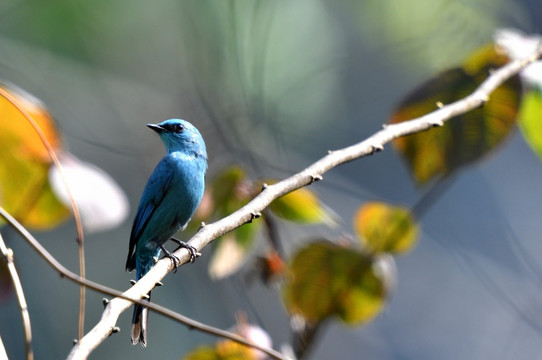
left=353, top=202, right=419, bottom=254
left=518, top=90, right=542, bottom=162
left=390, top=44, right=521, bottom=185
left=266, top=179, right=336, bottom=226
left=283, top=241, right=389, bottom=325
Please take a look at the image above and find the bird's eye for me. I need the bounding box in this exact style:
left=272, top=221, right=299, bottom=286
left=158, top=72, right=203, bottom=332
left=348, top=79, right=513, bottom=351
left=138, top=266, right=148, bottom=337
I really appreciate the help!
left=173, top=124, right=184, bottom=133
left=165, top=123, right=184, bottom=133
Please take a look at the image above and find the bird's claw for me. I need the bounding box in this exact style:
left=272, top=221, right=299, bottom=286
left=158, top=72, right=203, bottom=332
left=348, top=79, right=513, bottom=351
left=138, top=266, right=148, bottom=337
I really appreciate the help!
left=169, top=237, right=201, bottom=264
left=175, top=242, right=200, bottom=263
left=167, top=253, right=181, bottom=272
left=158, top=243, right=182, bottom=272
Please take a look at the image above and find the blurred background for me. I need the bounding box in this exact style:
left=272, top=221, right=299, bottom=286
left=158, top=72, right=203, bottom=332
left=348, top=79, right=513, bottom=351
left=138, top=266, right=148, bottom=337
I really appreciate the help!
left=1, top=0, right=542, bottom=359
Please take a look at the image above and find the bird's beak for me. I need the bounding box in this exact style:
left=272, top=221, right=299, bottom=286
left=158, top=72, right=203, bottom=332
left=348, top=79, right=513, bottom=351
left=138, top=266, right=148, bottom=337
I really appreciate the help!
left=147, top=123, right=165, bottom=133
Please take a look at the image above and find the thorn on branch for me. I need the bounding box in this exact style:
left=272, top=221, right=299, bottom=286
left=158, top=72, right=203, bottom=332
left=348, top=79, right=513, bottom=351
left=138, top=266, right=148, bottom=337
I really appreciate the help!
left=155, top=281, right=163, bottom=287
left=370, top=144, right=384, bottom=154
left=72, top=339, right=78, bottom=346
left=142, top=294, right=150, bottom=300
left=3, top=247, right=13, bottom=263
left=429, top=119, right=444, bottom=127
left=261, top=183, right=268, bottom=191
left=478, top=94, right=490, bottom=106
left=248, top=212, right=261, bottom=223
left=435, top=101, right=444, bottom=108
left=198, top=222, right=206, bottom=231
left=102, top=298, right=109, bottom=307
left=111, top=327, right=120, bottom=334
left=382, top=124, right=389, bottom=129
left=129, top=279, right=137, bottom=285
left=309, top=174, right=323, bottom=184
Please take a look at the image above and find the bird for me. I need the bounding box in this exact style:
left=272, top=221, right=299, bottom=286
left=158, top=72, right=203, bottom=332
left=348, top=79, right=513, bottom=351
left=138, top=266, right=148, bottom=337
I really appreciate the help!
left=125, top=119, right=207, bottom=347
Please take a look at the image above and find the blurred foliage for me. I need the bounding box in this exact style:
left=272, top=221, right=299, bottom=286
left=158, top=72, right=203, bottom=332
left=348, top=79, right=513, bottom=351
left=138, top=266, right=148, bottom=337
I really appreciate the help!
left=184, top=317, right=270, bottom=360
left=390, top=44, right=522, bottom=185
left=266, top=179, right=336, bottom=226
left=0, top=82, right=70, bottom=229
left=347, top=0, right=528, bottom=70
left=255, top=250, right=286, bottom=284
left=0, top=82, right=129, bottom=232
left=184, top=344, right=256, bottom=360
left=518, top=90, right=542, bottom=162
left=283, top=241, right=388, bottom=326
left=354, top=202, right=419, bottom=254
left=48, top=154, right=129, bottom=233
left=176, top=1, right=345, bottom=155
left=193, top=166, right=262, bottom=279
left=194, top=165, right=335, bottom=279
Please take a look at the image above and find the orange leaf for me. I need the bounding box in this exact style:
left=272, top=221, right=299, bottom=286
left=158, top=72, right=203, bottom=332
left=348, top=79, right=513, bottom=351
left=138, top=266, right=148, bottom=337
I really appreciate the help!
left=0, top=82, right=69, bottom=229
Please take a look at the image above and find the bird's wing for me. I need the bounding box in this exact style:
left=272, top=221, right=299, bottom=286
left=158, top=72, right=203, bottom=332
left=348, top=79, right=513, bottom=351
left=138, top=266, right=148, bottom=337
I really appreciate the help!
left=126, top=160, right=174, bottom=271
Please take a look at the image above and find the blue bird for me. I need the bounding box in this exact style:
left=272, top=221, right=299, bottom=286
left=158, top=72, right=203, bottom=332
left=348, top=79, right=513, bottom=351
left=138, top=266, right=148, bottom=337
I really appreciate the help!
left=126, top=119, right=207, bottom=347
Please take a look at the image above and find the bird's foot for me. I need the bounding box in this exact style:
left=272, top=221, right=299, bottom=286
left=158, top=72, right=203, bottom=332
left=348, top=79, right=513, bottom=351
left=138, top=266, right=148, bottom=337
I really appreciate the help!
left=158, top=244, right=182, bottom=272
left=169, top=237, right=201, bottom=263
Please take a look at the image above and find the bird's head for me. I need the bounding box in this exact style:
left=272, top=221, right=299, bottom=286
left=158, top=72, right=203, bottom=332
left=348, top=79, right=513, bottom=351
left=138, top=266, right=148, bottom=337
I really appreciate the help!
left=147, top=119, right=207, bottom=159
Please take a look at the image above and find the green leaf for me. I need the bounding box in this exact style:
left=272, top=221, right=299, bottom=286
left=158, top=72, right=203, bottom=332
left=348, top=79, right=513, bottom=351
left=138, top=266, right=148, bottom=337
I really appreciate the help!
left=389, top=45, right=522, bottom=185
left=283, top=241, right=389, bottom=325
left=201, top=165, right=262, bottom=279
left=209, top=166, right=249, bottom=213
left=518, top=89, right=542, bottom=161
left=353, top=202, right=419, bottom=254
left=267, top=181, right=336, bottom=225
left=0, top=82, right=70, bottom=229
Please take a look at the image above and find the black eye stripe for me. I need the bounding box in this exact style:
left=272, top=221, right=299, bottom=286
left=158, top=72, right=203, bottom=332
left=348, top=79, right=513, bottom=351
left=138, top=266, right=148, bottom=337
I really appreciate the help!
left=164, top=123, right=184, bottom=133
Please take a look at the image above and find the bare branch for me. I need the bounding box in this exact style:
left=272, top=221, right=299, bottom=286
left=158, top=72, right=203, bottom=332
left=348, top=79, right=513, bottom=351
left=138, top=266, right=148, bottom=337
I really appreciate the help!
left=0, top=232, right=33, bottom=360
left=0, top=206, right=289, bottom=360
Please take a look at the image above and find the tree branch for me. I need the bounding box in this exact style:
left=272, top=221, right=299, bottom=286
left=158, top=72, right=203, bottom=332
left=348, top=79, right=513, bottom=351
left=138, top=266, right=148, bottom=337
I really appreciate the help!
left=68, top=42, right=542, bottom=359
left=0, top=232, right=33, bottom=360
left=2, top=43, right=539, bottom=360
left=0, top=206, right=290, bottom=360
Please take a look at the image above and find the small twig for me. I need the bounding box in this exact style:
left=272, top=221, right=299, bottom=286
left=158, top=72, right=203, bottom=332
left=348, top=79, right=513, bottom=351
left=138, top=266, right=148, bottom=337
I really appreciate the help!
left=0, top=87, right=87, bottom=340
left=0, top=232, right=33, bottom=360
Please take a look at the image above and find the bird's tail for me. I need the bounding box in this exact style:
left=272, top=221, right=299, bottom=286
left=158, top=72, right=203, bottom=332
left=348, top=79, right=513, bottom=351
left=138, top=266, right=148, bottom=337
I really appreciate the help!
left=131, top=290, right=151, bottom=347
